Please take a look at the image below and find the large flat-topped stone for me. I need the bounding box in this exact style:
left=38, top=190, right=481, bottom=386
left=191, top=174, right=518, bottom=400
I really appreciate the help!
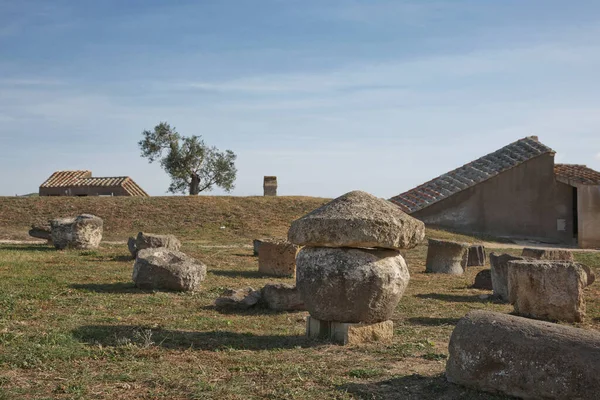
left=508, top=260, right=589, bottom=322
left=296, top=247, right=410, bottom=323
left=51, top=214, right=103, bottom=250
left=521, top=247, right=574, bottom=261
left=133, top=248, right=206, bottom=292
left=446, top=310, right=600, bottom=399
left=288, top=190, right=425, bottom=250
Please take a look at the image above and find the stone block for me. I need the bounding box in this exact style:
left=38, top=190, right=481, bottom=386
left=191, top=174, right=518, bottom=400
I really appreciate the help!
left=51, top=214, right=103, bottom=250
left=263, top=176, right=277, bottom=196
left=489, top=253, right=525, bottom=302
left=508, top=260, right=588, bottom=322
left=521, top=247, right=574, bottom=261
left=425, top=239, right=469, bottom=275
left=258, top=240, right=299, bottom=277
left=306, top=316, right=393, bottom=345
left=446, top=310, right=600, bottom=399
left=466, top=245, right=486, bottom=266
left=261, top=283, right=304, bottom=311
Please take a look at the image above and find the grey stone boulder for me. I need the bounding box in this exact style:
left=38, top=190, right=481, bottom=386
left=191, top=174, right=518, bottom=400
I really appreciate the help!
left=132, top=248, right=206, bottom=291
left=489, top=253, right=525, bottom=302
left=29, top=223, right=52, bottom=243
left=446, top=310, right=600, bottom=399
left=50, top=214, right=103, bottom=250
left=133, top=232, right=181, bottom=257
left=296, top=247, right=410, bottom=323
left=127, top=237, right=137, bottom=258
left=261, top=283, right=305, bottom=311
left=467, top=244, right=486, bottom=267
left=522, top=247, right=574, bottom=261
left=508, top=260, right=589, bottom=322
left=288, top=190, right=425, bottom=250
left=472, top=269, right=492, bottom=290
left=425, top=239, right=469, bottom=275
left=215, top=287, right=262, bottom=311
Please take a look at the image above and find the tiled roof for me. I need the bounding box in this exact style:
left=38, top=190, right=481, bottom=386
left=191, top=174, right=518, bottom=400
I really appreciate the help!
left=389, top=137, right=554, bottom=213
left=40, top=171, right=149, bottom=196
left=555, top=164, right=600, bottom=186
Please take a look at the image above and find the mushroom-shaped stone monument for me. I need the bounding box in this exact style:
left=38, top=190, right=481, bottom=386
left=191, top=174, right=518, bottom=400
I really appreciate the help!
left=288, top=190, right=425, bottom=344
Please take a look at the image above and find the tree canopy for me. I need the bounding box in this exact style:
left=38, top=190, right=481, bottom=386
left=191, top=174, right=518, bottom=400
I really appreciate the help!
left=139, top=122, right=237, bottom=195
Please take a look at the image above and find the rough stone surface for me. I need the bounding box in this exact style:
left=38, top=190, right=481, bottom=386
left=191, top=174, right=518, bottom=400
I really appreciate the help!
left=29, top=223, right=52, bottom=243
left=252, top=239, right=264, bottom=256
left=132, top=248, right=206, bottom=292
left=521, top=247, right=574, bottom=261
left=261, top=283, right=304, bottom=311
left=127, top=237, right=137, bottom=258
left=306, top=316, right=393, bottom=345
left=50, top=214, right=103, bottom=250
left=288, top=190, right=425, bottom=250
left=425, top=239, right=469, bottom=275
left=489, top=253, right=525, bottom=302
left=446, top=310, right=600, bottom=400
left=258, top=240, right=299, bottom=277
left=467, top=245, right=486, bottom=267
left=134, top=232, right=181, bottom=255
left=472, top=269, right=492, bottom=290
left=508, top=260, right=588, bottom=322
left=296, top=247, right=410, bottom=323
left=215, top=287, right=262, bottom=311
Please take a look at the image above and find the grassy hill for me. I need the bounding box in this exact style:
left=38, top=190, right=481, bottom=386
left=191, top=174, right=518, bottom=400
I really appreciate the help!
left=0, top=196, right=329, bottom=242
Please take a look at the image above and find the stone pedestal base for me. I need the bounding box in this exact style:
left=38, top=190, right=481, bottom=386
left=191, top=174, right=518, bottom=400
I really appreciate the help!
left=306, top=317, right=393, bottom=345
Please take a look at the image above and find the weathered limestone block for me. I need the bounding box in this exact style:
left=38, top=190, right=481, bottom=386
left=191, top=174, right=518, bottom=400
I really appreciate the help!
left=489, top=253, right=525, bottom=302
left=472, top=269, right=492, bottom=290
left=425, top=239, right=469, bottom=275
left=261, top=283, right=305, bottom=311
left=133, top=232, right=181, bottom=257
left=252, top=239, right=264, bottom=256
left=288, top=190, right=425, bottom=250
left=446, top=310, right=600, bottom=399
left=521, top=247, right=574, bottom=261
left=50, top=214, right=103, bottom=250
left=132, top=248, right=206, bottom=292
left=467, top=245, right=486, bottom=267
left=508, top=260, right=588, bottom=322
left=296, top=247, right=410, bottom=323
left=29, top=223, right=52, bottom=243
left=215, top=287, right=262, bottom=311
left=258, top=240, right=299, bottom=277
left=306, top=316, right=393, bottom=345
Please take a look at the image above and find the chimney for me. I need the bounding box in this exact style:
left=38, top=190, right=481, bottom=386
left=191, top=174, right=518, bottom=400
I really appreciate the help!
left=263, top=176, right=277, bottom=196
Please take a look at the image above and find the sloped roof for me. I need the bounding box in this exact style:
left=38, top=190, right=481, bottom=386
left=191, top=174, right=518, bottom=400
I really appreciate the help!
left=40, top=171, right=149, bottom=196
left=555, top=164, right=600, bottom=186
left=390, top=137, right=555, bottom=213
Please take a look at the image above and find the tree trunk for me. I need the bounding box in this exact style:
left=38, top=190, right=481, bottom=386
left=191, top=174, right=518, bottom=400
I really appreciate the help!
left=190, top=174, right=200, bottom=195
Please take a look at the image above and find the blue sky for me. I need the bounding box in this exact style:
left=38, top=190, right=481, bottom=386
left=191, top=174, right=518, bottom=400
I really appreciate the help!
left=1, top=0, right=600, bottom=197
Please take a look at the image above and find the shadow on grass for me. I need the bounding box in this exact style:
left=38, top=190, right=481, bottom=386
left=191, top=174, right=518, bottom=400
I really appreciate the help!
left=201, top=304, right=305, bottom=316
left=93, top=255, right=134, bottom=262
left=72, top=325, right=319, bottom=350
left=0, top=245, right=54, bottom=252
left=415, top=293, right=491, bottom=303
left=338, top=373, right=514, bottom=400
left=406, top=317, right=461, bottom=327
left=70, top=282, right=144, bottom=294
left=209, top=270, right=266, bottom=279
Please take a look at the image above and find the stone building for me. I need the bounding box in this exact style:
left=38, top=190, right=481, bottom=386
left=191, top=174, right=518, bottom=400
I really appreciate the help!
left=390, top=137, right=600, bottom=249
left=39, top=170, right=148, bottom=197
left=264, top=176, right=277, bottom=196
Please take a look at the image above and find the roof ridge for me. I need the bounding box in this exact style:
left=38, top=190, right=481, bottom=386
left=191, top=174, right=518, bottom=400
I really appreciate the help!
left=390, top=136, right=554, bottom=213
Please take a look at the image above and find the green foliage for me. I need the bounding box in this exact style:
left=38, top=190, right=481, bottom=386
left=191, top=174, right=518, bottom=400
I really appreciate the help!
left=139, top=122, right=237, bottom=195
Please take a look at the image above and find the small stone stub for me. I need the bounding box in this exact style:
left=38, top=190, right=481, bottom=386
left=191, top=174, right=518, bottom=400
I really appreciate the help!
left=306, top=316, right=393, bottom=345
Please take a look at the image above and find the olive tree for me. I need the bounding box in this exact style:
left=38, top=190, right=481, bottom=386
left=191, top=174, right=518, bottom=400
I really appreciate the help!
left=139, top=122, right=237, bottom=195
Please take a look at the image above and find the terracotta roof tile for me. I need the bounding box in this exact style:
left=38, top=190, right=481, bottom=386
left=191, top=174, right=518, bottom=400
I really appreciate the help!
left=555, top=164, right=600, bottom=186
left=39, top=171, right=148, bottom=196
left=389, top=137, right=554, bottom=213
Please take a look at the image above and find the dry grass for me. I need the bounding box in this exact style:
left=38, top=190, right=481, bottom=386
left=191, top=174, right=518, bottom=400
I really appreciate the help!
left=0, top=197, right=599, bottom=399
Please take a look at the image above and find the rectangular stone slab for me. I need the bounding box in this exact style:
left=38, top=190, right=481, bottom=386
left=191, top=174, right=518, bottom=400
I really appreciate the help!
left=257, top=240, right=299, bottom=277
left=306, top=317, right=393, bottom=345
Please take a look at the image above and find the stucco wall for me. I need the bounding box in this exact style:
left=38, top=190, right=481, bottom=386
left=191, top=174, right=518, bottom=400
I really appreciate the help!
left=577, top=185, right=600, bottom=249
left=412, top=154, right=575, bottom=244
